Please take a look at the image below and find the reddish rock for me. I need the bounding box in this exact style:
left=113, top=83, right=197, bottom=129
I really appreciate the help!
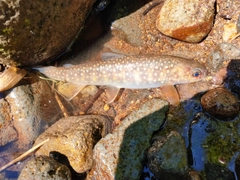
left=201, top=87, right=239, bottom=120
left=156, top=0, right=215, bottom=43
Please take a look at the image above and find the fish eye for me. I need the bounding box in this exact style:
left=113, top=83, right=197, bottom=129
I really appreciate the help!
left=192, top=68, right=202, bottom=78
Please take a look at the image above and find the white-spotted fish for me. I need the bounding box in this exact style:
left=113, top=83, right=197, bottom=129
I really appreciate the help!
left=35, top=54, right=207, bottom=103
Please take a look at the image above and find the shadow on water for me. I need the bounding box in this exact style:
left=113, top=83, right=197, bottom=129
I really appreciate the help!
left=113, top=59, right=240, bottom=180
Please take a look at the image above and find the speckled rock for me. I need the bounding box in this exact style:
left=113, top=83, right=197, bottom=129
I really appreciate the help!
left=18, top=156, right=71, bottom=180
left=156, top=0, right=215, bottom=43
left=0, top=0, right=96, bottom=66
left=147, top=131, right=188, bottom=180
left=4, top=82, right=49, bottom=149
left=0, top=98, right=17, bottom=146
left=201, top=87, right=239, bottom=120
left=87, top=99, right=168, bottom=180
left=34, top=115, right=111, bottom=173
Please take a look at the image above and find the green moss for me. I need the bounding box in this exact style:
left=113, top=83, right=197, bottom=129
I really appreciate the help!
left=2, top=27, right=13, bottom=34
left=204, top=119, right=240, bottom=165
left=24, top=18, right=31, bottom=25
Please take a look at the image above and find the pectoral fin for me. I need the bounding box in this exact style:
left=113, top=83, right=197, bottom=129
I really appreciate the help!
left=161, top=85, right=180, bottom=106
left=102, top=86, right=120, bottom=103
left=56, top=82, right=85, bottom=100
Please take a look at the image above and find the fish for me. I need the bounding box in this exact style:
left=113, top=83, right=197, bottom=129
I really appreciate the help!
left=35, top=54, right=207, bottom=104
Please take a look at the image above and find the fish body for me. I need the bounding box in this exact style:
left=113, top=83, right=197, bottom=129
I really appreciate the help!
left=36, top=55, right=207, bottom=89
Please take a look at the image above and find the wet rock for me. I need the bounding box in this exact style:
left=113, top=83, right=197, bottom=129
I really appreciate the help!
left=87, top=99, right=168, bottom=180
left=0, top=0, right=96, bottom=66
left=201, top=87, right=239, bottom=120
left=0, top=98, right=17, bottom=146
left=4, top=82, right=48, bottom=149
left=235, top=156, right=240, bottom=180
left=188, top=170, right=203, bottom=180
left=34, top=115, right=111, bottom=173
left=225, top=60, right=240, bottom=96
left=147, top=131, right=188, bottom=180
left=188, top=111, right=240, bottom=177
left=18, top=155, right=71, bottom=180
left=205, top=163, right=235, bottom=180
left=156, top=0, right=215, bottom=43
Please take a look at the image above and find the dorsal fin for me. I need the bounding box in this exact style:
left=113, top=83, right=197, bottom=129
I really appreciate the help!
left=62, top=64, right=73, bottom=68
left=101, top=52, right=126, bottom=60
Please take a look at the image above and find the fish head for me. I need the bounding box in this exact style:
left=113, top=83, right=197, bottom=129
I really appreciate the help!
left=165, top=60, right=207, bottom=85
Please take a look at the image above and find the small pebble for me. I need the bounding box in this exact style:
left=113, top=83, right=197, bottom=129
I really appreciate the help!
left=201, top=88, right=239, bottom=120
left=103, top=104, right=110, bottom=111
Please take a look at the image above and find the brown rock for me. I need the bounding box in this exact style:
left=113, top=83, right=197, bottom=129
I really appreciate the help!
left=156, top=0, right=215, bottom=43
left=34, top=115, right=110, bottom=173
left=0, top=98, right=17, bottom=146
left=201, top=87, right=239, bottom=120
left=0, top=0, right=96, bottom=66
left=176, top=81, right=211, bottom=101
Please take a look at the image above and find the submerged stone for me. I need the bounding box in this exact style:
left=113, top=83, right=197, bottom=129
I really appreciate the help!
left=147, top=131, right=188, bottom=180
left=201, top=87, right=239, bottom=120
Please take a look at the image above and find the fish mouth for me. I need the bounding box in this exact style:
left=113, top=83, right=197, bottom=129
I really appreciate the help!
left=205, top=75, right=213, bottom=82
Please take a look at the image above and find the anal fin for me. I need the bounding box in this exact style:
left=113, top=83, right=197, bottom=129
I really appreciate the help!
left=102, top=86, right=120, bottom=103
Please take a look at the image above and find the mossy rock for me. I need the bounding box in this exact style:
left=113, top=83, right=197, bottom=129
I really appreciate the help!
left=0, top=0, right=96, bottom=66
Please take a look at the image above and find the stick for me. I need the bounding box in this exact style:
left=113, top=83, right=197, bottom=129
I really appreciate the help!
left=0, top=138, right=49, bottom=172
